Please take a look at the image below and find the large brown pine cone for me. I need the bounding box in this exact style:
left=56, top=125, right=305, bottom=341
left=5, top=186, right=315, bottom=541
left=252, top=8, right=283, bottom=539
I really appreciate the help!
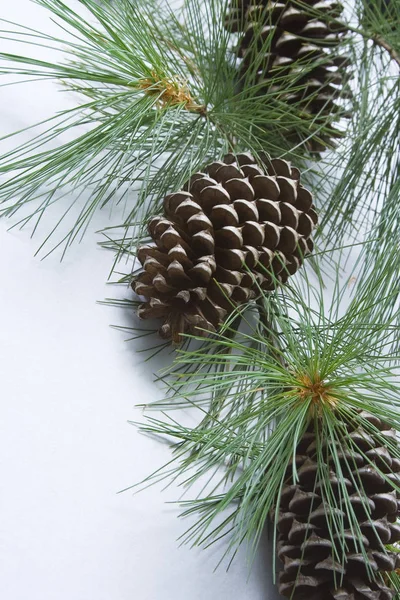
left=133, top=153, right=317, bottom=343
left=277, top=412, right=400, bottom=599
left=225, top=0, right=350, bottom=152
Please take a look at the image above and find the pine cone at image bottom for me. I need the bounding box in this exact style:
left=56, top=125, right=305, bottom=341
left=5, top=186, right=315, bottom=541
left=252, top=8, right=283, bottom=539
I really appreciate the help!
left=133, top=153, right=317, bottom=343
left=276, top=412, right=400, bottom=599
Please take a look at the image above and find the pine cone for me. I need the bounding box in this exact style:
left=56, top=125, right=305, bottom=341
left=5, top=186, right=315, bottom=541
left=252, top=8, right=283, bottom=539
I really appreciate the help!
left=225, top=0, right=351, bottom=152
left=133, top=153, right=317, bottom=343
left=277, top=412, right=400, bottom=599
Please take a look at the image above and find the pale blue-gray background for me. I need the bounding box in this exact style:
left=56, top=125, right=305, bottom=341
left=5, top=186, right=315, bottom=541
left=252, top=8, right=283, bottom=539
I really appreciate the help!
left=0, top=1, right=280, bottom=598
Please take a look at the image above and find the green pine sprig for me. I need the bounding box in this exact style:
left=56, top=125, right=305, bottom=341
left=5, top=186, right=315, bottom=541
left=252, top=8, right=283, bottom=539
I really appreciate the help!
left=0, top=0, right=353, bottom=257
left=123, top=262, right=400, bottom=573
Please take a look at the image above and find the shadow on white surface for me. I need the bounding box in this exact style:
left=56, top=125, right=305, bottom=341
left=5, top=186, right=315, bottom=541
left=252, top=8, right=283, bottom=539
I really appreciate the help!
left=0, top=209, right=282, bottom=600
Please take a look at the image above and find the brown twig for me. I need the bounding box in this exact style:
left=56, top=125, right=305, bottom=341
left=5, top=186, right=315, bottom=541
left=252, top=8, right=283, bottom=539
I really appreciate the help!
left=340, top=20, right=400, bottom=69
left=372, top=34, right=400, bottom=68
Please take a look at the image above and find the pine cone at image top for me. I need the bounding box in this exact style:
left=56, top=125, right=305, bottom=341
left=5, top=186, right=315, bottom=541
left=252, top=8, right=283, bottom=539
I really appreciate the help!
left=133, top=153, right=317, bottom=343
left=276, top=412, right=400, bottom=599
left=225, top=0, right=350, bottom=152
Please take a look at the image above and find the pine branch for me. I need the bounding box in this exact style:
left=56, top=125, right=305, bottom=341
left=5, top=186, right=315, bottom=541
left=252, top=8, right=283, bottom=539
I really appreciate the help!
left=352, top=0, right=400, bottom=67
left=0, top=0, right=351, bottom=254
left=2, top=1, right=400, bottom=592
left=130, top=266, right=400, bottom=576
left=372, top=33, right=400, bottom=68
left=341, top=20, right=400, bottom=68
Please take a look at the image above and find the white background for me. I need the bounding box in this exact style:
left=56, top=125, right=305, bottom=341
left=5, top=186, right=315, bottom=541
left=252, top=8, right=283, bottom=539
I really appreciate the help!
left=0, top=1, right=280, bottom=598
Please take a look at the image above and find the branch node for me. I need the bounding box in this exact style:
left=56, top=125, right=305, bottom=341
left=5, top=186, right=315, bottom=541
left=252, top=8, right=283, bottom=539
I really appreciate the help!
left=138, top=71, right=206, bottom=114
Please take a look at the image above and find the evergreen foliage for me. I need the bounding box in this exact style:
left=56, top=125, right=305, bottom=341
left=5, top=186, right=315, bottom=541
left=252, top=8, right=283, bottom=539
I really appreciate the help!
left=1, top=0, right=400, bottom=596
